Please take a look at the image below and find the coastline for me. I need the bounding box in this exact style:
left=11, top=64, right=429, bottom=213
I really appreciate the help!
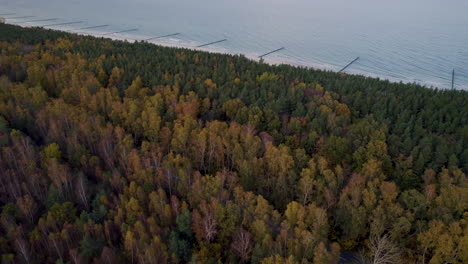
left=71, top=27, right=321, bottom=71
left=3, top=21, right=461, bottom=90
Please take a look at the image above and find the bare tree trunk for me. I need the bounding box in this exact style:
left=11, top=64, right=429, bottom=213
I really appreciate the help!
left=232, top=228, right=253, bottom=263
left=76, top=174, right=89, bottom=210
left=367, top=234, right=401, bottom=264
left=15, top=239, right=31, bottom=264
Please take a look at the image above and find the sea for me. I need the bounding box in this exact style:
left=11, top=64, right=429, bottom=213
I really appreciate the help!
left=1, top=0, right=467, bottom=90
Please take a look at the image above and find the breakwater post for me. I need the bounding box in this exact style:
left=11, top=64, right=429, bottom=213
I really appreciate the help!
left=196, top=39, right=227, bottom=48
left=258, top=47, right=285, bottom=58
left=339, top=57, right=360, bottom=73
left=102, top=28, right=138, bottom=36
left=452, top=69, right=455, bottom=89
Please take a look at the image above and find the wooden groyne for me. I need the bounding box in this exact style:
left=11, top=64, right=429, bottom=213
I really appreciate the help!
left=196, top=39, right=227, bottom=48
left=102, top=28, right=138, bottom=36
left=258, top=47, right=285, bottom=58
left=18, top=18, right=58, bottom=23
left=339, top=57, right=360, bottom=73
left=10, top=16, right=35, bottom=19
left=145, top=33, right=180, bottom=41
left=77, top=25, right=109, bottom=30
left=41, top=21, right=83, bottom=27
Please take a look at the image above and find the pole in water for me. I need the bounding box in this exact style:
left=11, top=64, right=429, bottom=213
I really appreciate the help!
left=102, top=29, right=138, bottom=36
left=451, top=69, right=455, bottom=89
left=339, top=57, right=360, bottom=73
left=196, top=39, right=227, bottom=48
left=258, top=47, right=285, bottom=58
left=41, top=21, right=83, bottom=27
left=144, top=33, right=180, bottom=41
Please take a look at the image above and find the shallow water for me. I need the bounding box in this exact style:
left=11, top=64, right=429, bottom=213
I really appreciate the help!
left=1, top=0, right=467, bottom=90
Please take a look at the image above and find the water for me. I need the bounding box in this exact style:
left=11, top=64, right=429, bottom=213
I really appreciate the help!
left=1, top=0, right=467, bottom=90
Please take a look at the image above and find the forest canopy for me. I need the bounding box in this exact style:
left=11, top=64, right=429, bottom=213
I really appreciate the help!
left=0, top=23, right=467, bottom=264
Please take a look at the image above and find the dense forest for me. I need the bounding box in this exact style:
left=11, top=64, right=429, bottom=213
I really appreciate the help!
left=0, top=23, right=467, bottom=264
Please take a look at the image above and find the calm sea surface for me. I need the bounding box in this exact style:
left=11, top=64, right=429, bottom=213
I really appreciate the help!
left=1, top=0, right=467, bottom=90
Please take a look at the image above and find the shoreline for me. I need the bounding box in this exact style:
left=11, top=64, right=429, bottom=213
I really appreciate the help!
left=69, top=27, right=327, bottom=71
left=4, top=21, right=462, bottom=90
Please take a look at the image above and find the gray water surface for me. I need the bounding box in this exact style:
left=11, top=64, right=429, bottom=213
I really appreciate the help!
left=1, top=0, right=467, bottom=90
